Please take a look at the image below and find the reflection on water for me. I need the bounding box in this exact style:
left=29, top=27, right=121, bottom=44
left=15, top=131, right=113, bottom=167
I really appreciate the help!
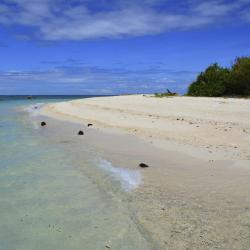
left=0, top=98, right=150, bottom=250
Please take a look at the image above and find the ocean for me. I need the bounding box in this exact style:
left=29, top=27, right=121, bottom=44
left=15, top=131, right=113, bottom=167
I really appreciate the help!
left=0, top=96, right=150, bottom=250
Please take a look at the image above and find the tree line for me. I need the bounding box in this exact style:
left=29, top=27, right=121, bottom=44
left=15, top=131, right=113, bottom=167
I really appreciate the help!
left=187, top=57, right=250, bottom=97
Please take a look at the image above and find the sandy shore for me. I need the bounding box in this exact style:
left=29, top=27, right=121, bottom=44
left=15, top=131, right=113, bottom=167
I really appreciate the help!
left=41, top=95, right=250, bottom=249
left=42, top=95, right=250, bottom=162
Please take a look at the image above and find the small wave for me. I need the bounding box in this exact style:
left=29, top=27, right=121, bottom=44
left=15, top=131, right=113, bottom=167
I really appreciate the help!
left=24, top=103, right=45, bottom=116
left=23, top=103, right=45, bottom=129
left=98, top=159, right=141, bottom=191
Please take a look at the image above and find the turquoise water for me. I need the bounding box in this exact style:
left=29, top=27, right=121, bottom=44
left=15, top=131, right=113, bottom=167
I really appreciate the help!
left=0, top=97, right=149, bottom=250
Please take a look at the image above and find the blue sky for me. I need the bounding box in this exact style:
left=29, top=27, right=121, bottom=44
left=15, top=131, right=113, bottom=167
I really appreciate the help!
left=0, top=0, right=250, bottom=95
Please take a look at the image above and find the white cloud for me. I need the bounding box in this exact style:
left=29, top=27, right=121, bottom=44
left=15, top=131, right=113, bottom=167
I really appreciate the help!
left=193, top=1, right=239, bottom=17
left=0, top=0, right=249, bottom=40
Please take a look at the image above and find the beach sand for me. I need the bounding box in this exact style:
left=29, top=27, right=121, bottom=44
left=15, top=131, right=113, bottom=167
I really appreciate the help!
left=41, top=95, right=250, bottom=249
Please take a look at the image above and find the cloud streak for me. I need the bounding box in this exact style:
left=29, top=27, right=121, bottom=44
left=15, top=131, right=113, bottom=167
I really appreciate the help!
left=0, top=64, right=197, bottom=94
left=0, top=0, right=249, bottom=41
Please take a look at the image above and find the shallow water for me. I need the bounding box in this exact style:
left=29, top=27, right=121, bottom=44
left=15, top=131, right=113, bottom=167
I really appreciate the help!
left=0, top=97, right=150, bottom=250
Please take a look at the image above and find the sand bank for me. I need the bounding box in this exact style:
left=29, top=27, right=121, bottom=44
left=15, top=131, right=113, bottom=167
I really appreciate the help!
left=41, top=95, right=250, bottom=162
left=40, top=95, right=250, bottom=249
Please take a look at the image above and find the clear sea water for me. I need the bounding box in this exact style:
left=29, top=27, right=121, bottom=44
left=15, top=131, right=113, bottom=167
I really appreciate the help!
left=0, top=96, right=150, bottom=250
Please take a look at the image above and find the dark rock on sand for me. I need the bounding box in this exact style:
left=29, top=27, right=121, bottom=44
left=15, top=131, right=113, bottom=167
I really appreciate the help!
left=41, top=121, right=46, bottom=126
left=87, top=123, right=93, bottom=127
left=139, top=163, right=149, bottom=168
left=78, top=130, right=84, bottom=135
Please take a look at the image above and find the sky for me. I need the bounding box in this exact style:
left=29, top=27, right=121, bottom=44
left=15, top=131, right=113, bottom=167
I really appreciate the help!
left=0, top=0, right=250, bottom=95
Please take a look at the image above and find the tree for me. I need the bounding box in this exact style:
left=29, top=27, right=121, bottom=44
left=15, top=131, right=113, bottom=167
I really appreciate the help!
left=226, top=57, right=250, bottom=95
left=187, top=63, right=230, bottom=97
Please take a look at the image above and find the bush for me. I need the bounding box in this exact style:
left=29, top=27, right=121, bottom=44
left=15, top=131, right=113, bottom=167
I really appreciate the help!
left=187, top=64, right=230, bottom=97
left=226, top=57, right=250, bottom=95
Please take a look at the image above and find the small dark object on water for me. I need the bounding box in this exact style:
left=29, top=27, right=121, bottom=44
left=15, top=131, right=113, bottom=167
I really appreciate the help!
left=41, top=121, right=46, bottom=127
left=87, top=123, right=93, bottom=127
left=139, top=163, right=149, bottom=168
left=27, top=96, right=33, bottom=99
left=78, top=130, right=84, bottom=135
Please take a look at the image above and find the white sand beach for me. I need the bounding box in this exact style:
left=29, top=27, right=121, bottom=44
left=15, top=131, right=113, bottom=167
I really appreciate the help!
left=41, top=95, right=250, bottom=249
left=42, top=95, right=250, bottom=162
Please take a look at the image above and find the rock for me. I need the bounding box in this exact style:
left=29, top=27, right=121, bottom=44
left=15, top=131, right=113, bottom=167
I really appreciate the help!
left=27, top=96, right=32, bottom=99
left=139, top=163, right=149, bottom=168
left=78, top=130, right=84, bottom=135
left=41, top=121, right=46, bottom=126
left=87, top=123, right=93, bottom=127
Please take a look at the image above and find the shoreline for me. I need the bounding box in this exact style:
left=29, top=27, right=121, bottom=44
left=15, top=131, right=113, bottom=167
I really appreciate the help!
left=30, top=112, right=163, bottom=249
left=41, top=94, right=250, bottom=164
left=39, top=95, right=250, bottom=249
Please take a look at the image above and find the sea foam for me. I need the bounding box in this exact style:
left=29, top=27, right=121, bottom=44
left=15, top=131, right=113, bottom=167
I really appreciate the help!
left=24, top=103, right=45, bottom=116
left=98, top=159, right=141, bottom=191
left=24, top=103, right=45, bottom=129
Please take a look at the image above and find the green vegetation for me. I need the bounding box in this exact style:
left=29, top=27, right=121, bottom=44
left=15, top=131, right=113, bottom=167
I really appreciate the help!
left=226, top=57, right=250, bottom=95
left=187, top=57, right=250, bottom=97
left=187, top=64, right=230, bottom=97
